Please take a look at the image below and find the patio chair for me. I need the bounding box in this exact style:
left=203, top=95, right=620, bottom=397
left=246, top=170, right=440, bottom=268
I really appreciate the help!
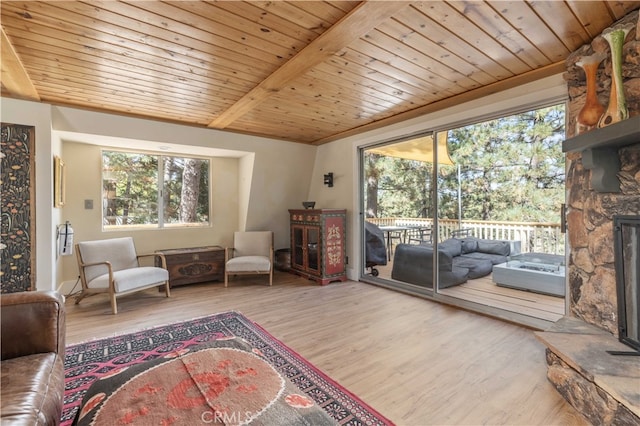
left=451, top=228, right=473, bottom=238
left=408, top=226, right=432, bottom=244
left=225, top=231, right=274, bottom=286
left=75, top=237, right=170, bottom=314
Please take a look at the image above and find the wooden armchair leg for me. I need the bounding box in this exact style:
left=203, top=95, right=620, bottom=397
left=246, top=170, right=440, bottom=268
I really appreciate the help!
left=110, top=293, right=118, bottom=315
left=224, top=273, right=229, bottom=288
left=164, top=281, right=171, bottom=298
left=75, top=291, right=87, bottom=305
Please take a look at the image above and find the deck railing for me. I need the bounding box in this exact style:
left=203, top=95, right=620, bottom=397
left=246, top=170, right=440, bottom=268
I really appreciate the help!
left=367, top=217, right=564, bottom=255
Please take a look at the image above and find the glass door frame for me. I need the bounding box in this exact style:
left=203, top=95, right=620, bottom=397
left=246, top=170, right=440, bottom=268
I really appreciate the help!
left=358, top=130, right=442, bottom=297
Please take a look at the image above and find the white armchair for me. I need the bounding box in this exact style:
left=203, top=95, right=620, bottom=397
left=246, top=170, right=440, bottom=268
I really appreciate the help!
left=75, top=237, right=170, bottom=314
left=225, top=231, right=274, bottom=287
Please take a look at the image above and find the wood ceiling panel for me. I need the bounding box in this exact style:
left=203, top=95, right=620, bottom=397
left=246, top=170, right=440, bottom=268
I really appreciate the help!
left=408, top=2, right=526, bottom=78
left=310, top=63, right=416, bottom=107
left=487, top=1, right=571, bottom=62
left=303, top=67, right=410, bottom=112
left=1, top=25, right=245, bottom=108
left=144, top=1, right=301, bottom=61
left=362, top=29, right=482, bottom=91
left=70, top=1, right=279, bottom=74
left=1, top=21, right=258, bottom=99
left=376, top=17, right=498, bottom=86
left=10, top=35, right=245, bottom=101
left=527, top=1, right=592, bottom=50
left=606, top=1, right=640, bottom=19
left=208, top=1, right=410, bottom=129
left=446, top=1, right=550, bottom=69
left=565, top=1, right=617, bottom=39
left=212, top=1, right=327, bottom=43
left=1, top=1, right=638, bottom=144
left=276, top=81, right=391, bottom=121
left=336, top=46, right=456, bottom=98
left=318, top=56, right=442, bottom=104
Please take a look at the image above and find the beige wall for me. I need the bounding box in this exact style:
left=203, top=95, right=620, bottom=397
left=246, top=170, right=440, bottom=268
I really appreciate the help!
left=1, top=99, right=318, bottom=290
left=59, top=141, right=243, bottom=283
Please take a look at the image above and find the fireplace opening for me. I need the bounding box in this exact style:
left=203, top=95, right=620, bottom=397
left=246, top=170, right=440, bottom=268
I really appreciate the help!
left=612, top=215, right=640, bottom=354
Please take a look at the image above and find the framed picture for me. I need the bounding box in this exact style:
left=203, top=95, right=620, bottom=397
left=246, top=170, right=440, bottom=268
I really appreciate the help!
left=54, top=155, right=66, bottom=208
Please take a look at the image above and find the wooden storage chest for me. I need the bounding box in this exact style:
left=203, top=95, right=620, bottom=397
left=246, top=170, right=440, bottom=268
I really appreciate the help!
left=155, top=246, right=225, bottom=288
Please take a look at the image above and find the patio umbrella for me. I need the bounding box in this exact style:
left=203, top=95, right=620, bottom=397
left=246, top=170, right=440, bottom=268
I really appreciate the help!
left=367, top=133, right=454, bottom=165
left=368, top=132, right=461, bottom=227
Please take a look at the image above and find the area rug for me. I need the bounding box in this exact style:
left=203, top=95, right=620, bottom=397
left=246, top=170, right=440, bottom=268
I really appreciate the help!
left=63, top=311, right=393, bottom=425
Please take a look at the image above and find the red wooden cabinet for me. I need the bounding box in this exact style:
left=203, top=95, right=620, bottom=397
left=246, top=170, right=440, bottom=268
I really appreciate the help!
left=288, top=209, right=347, bottom=285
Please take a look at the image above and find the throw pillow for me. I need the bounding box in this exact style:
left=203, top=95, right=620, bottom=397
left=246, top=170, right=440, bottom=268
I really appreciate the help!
left=439, top=238, right=462, bottom=257
left=457, top=237, right=478, bottom=254
left=477, top=239, right=510, bottom=256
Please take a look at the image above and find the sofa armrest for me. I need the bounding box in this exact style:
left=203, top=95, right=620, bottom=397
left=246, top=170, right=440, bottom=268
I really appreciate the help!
left=1, top=291, right=66, bottom=360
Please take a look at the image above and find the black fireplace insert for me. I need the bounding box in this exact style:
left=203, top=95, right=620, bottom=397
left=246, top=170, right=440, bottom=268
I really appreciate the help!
left=613, top=215, right=640, bottom=353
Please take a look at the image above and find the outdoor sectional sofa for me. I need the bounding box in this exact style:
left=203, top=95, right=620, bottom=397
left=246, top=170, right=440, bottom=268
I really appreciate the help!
left=391, top=236, right=521, bottom=289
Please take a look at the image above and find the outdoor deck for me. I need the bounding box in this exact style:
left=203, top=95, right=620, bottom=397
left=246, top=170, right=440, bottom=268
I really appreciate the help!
left=366, top=255, right=565, bottom=323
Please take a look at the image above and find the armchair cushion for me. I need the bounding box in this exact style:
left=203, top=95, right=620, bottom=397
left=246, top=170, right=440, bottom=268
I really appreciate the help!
left=225, top=231, right=274, bottom=287
left=88, top=266, right=169, bottom=292
left=226, top=256, right=271, bottom=272
left=78, top=237, right=139, bottom=283
left=232, top=231, right=273, bottom=257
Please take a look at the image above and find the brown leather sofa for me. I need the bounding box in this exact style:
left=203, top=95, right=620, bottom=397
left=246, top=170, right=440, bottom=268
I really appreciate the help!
left=1, top=290, right=66, bottom=425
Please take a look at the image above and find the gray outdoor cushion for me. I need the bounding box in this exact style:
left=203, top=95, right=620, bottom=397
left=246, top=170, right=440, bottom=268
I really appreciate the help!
left=456, top=237, right=478, bottom=254
left=477, top=239, right=510, bottom=256
left=391, top=244, right=468, bottom=289
left=438, top=239, right=462, bottom=257
left=459, top=251, right=508, bottom=265
left=452, top=257, right=493, bottom=279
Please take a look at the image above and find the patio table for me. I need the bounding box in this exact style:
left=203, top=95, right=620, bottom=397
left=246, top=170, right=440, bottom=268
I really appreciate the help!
left=378, top=225, right=410, bottom=260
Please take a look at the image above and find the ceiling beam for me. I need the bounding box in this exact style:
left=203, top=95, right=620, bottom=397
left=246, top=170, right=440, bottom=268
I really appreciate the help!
left=313, top=61, right=568, bottom=145
left=208, top=1, right=410, bottom=129
left=1, top=27, right=39, bottom=101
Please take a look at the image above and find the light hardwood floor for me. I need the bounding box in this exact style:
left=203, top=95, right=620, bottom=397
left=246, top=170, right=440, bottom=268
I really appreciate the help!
left=64, top=272, right=587, bottom=426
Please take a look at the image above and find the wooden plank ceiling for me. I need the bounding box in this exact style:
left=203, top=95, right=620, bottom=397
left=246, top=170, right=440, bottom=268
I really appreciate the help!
left=2, top=1, right=639, bottom=144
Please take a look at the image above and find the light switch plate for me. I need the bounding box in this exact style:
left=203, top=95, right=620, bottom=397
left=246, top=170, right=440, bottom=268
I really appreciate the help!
left=84, top=199, right=93, bottom=209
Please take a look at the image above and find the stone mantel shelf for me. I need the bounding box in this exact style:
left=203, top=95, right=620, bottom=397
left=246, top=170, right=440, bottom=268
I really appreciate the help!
left=562, top=115, right=640, bottom=193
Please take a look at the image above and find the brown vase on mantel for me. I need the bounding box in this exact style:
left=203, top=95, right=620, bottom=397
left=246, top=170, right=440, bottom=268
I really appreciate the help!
left=576, top=53, right=606, bottom=134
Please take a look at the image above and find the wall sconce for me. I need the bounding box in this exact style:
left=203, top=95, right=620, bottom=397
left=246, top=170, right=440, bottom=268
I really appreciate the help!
left=323, top=172, right=334, bottom=187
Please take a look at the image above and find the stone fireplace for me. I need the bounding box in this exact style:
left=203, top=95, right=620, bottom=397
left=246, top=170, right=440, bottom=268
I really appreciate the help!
left=535, top=9, right=640, bottom=425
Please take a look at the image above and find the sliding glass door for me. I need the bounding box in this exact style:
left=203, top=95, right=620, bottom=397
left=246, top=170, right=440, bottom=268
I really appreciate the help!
left=360, top=132, right=446, bottom=295
left=359, top=103, right=567, bottom=323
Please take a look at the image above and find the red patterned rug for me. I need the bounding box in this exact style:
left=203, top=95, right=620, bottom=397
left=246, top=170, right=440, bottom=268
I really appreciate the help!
left=63, top=311, right=393, bottom=425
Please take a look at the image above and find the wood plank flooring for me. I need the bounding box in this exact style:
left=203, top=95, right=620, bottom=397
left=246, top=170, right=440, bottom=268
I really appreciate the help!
left=63, top=272, right=587, bottom=425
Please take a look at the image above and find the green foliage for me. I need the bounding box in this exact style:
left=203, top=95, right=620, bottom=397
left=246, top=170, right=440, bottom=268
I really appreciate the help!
left=364, top=104, right=565, bottom=223
left=103, top=151, right=209, bottom=226
left=103, top=152, right=158, bottom=225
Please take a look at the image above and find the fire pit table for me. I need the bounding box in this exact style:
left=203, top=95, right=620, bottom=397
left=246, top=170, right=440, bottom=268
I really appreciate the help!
left=492, top=253, right=565, bottom=297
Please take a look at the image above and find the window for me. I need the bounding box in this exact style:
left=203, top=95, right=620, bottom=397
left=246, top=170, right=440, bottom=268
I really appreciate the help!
left=102, top=150, right=210, bottom=229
